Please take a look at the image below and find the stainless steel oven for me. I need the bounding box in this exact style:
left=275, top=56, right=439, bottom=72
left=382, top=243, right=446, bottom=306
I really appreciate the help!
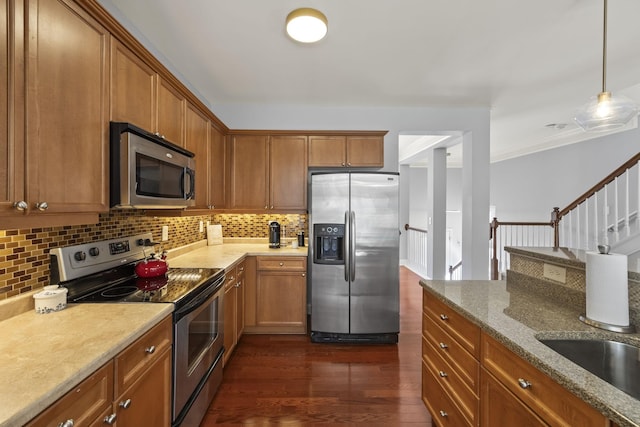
left=50, top=233, right=226, bottom=427
left=173, top=273, right=224, bottom=426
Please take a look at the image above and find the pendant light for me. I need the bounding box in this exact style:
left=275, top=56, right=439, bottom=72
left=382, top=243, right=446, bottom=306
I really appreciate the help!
left=574, top=0, right=638, bottom=131
left=286, top=8, right=328, bottom=43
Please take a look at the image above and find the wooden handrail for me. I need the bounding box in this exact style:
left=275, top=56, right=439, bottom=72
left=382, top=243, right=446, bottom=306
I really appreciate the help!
left=558, top=151, right=640, bottom=218
left=404, top=224, right=428, bottom=234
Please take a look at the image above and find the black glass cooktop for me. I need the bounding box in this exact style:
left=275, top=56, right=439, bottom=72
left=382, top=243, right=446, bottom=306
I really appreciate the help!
left=65, top=266, right=224, bottom=305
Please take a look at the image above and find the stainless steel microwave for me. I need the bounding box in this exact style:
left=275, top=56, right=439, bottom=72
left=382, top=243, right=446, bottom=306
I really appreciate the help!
left=110, top=122, right=195, bottom=209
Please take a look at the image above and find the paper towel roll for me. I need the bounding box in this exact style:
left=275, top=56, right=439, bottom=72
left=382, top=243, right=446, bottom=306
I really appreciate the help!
left=585, top=251, right=629, bottom=327
left=207, top=224, right=223, bottom=246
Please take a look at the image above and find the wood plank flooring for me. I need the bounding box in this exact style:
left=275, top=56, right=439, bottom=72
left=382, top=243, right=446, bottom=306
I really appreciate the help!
left=200, top=266, right=432, bottom=426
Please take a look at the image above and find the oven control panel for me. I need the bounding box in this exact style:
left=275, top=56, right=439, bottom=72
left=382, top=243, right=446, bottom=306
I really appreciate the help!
left=50, top=233, right=153, bottom=283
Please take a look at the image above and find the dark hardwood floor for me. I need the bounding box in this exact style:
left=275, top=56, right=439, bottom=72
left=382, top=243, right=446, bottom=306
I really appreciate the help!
left=200, top=266, right=432, bottom=426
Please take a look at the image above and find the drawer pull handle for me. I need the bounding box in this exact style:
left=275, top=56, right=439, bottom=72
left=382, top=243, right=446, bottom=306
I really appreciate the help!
left=145, top=345, right=156, bottom=354
left=439, top=314, right=449, bottom=321
left=438, top=342, right=448, bottom=349
left=518, top=378, right=532, bottom=389
left=119, top=398, right=132, bottom=409
left=58, top=420, right=74, bottom=427
left=438, top=371, right=448, bottom=378
left=103, top=413, right=117, bottom=424
left=439, top=410, right=448, bottom=418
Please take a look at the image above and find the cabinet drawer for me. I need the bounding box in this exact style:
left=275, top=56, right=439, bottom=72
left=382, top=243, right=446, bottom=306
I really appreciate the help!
left=481, top=333, right=609, bottom=427
left=257, top=256, right=306, bottom=271
left=423, top=337, right=478, bottom=426
left=422, top=361, right=472, bottom=427
left=423, top=290, right=480, bottom=358
left=26, top=361, right=113, bottom=427
left=423, top=312, right=479, bottom=393
left=115, top=316, right=172, bottom=397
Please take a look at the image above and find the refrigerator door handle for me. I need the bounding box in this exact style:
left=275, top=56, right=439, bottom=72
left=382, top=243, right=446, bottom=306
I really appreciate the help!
left=344, top=210, right=350, bottom=282
left=350, top=210, right=356, bottom=281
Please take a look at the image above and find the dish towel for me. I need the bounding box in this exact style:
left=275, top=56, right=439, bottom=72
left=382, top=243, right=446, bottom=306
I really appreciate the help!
left=207, top=224, right=223, bottom=245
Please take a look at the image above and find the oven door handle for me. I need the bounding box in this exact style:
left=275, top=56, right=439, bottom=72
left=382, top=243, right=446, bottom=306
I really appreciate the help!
left=174, top=274, right=225, bottom=321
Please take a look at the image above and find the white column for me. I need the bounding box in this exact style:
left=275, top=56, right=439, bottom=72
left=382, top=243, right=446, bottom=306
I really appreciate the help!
left=461, top=131, right=490, bottom=279
left=427, top=148, right=447, bottom=279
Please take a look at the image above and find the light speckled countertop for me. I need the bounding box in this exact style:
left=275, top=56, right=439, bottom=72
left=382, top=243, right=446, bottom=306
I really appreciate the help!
left=167, top=239, right=308, bottom=270
left=0, top=301, right=172, bottom=427
left=419, top=279, right=640, bottom=427
left=0, top=240, right=306, bottom=427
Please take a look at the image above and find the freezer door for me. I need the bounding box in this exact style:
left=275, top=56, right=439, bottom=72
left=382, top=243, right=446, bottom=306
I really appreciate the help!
left=310, top=173, right=350, bottom=333
left=350, top=173, right=399, bottom=334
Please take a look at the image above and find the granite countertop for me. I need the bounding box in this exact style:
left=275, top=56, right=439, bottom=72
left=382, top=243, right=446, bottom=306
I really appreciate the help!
left=419, top=279, right=640, bottom=427
left=167, top=239, right=308, bottom=270
left=0, top=300, right=173, bottom=427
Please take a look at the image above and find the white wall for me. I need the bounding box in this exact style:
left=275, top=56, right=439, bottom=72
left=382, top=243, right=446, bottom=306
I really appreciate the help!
left=491, top=127, right=640, bottom=222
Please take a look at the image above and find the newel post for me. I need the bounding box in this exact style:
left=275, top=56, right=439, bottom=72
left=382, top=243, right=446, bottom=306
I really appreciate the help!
left=490, top=217, right=499, bottom=280
left=551, top=207, right=560, bottom=249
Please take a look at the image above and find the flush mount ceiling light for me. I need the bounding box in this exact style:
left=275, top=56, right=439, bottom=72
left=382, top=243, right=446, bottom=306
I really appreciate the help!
left=574, top=0, right=639, bottom=131
left=286, top=8, right=328, bottom=43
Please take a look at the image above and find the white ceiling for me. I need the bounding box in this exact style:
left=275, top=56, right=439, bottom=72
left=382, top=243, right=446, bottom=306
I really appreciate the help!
left=97, top=0, right=640, bottom=164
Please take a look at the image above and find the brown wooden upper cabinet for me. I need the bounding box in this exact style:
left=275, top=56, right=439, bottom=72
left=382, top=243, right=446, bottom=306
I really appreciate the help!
left=209, top=124, right=227, bottom=210
left=111, top=39, right=186, bottom=147
left=184, top=103, right=210, bottom=210
left=228, top=134, right=307, bottom=212
left=308, top=134, right=385, bottom=167
left=1, top=0, right=110, bottom=225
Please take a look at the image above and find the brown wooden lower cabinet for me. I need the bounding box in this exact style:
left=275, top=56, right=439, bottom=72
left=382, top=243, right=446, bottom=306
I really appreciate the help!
left=244, top=256, right=307, bottom=334
left=421, top=289, right=614, bottom=427
left=223, top=258, right=246, bottom=366
left=26, top=315, right=172, bottom=427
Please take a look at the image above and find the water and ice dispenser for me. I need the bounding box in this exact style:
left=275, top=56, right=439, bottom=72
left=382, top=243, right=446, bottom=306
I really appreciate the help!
left=313, top=224, right=345, bottom=264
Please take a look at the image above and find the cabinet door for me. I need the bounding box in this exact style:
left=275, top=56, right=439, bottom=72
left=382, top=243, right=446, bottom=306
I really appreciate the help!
left=228, top=134, right=269, bottom=209
left=256, top=270, right=306, bottom=333
left=156, top=76, right=185, bottom=146
left=209, top=124, right=226, bottom=209
left=111, top=39, right=155, bottom=130
left=0, top=0, right=23, bottom=214
left=184, top=103, right=210, bottom=209
left=114, top=347, right=172, bottom=427
left=270, top=135, right=307, bottom=210
left=346, top=135, right=384, bottom=167
left=236, top=260, right=246, bottom=337
left=223, top=273, right=237, bottom=366
left=481, top=368, right=546, bottom=427
left=308, top=135, right=346, bottom=167
left=25, top=0, right=109, bottom=214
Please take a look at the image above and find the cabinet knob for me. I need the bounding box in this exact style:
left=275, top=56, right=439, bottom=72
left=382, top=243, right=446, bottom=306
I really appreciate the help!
left=145, top=345, right=156, bottom=354
left=35, top=201, right=49, bottom=211
left=279, top=262, right=284, bottom=266
left=341, top=162, right=345, bottom=166
left=439, top=410, right=448, bottom=418
left=439, top=314, right=449, bottom=321
left=347, top=162, right=352, bottom=166
left=13, top=201, right=28, bottom=211
left=235, top=281, right=241, bottom=288
left=264, top=205, right=268, bottom=209
left=302, top=273, right=306, bottom=277
left=119, top=398, right=132, bottom=409
left=438, top=342, right=448, bottom=349
left=103, top=413, right=117, bottom=424
left=438, top=371, right=448, bottom=378
left=58, top=420, right=74, bottom=427
left=270, top=205, right=274, bottom=209
left=518, top=378, right=532, bottom=389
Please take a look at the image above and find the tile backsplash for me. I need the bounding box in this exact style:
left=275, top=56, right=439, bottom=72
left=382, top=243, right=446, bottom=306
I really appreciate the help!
left=0, top=211, right=307, bottom=300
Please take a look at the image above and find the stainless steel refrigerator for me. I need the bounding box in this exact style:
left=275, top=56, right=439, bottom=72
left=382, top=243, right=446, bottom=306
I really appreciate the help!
left=309, top=172, right=399, bottom=343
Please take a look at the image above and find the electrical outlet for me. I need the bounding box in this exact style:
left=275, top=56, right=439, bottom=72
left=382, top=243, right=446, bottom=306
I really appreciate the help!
left=161, top=225, right=169, bottom=241
left=199, top=221, right=203, bottom=233
left=543, top=263, right=566, bottom=283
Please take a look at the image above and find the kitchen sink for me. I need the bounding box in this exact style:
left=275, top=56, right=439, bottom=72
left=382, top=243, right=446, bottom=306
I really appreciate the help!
left=538, top=338, right=640, bottom=400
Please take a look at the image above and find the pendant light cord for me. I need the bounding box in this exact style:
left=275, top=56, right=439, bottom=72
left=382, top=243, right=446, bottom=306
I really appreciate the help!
left=602, top=0, right=608, bottom=94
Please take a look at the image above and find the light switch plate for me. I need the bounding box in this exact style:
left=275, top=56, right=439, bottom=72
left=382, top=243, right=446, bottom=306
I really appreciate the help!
left=543, top=263, right=566, bottom=283
left=161, top=225, right=169, bottom=241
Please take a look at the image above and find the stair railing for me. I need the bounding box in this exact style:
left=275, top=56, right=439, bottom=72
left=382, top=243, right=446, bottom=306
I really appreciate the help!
left=404, top=224, right=428, bottom=278
left=448, top=260, right=462, bottom=280
left=490, top=151, right=640, bottom=279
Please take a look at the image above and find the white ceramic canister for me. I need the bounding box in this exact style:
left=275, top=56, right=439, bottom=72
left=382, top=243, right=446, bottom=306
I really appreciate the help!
left=33, top=285, right=68, bottom=314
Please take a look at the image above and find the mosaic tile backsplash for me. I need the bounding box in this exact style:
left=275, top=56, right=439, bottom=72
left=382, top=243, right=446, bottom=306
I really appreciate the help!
left=0, top=211, right=307, bottom=300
